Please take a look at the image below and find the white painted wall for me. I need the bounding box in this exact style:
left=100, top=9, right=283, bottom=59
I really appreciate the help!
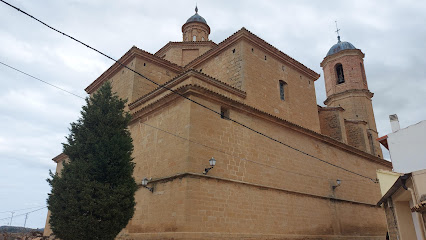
left=388, top=120, right=426, bottom=173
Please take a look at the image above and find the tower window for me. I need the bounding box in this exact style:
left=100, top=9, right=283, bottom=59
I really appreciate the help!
left=335, top=63, right=345, bottom=84
left=202, top=37, right=205, bottom=41
left=360, top=63, right=367, bottom=86
left=279, top=80, right=287, bottom=101
left=193, top=35, right=196, bottom=41
left=220, top=107, right=230, bottom=120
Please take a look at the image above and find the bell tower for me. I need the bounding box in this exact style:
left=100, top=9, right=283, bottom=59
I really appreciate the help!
left=182, top=6, right=210, bottom=42
left=321, top=33, right=383, bottom=157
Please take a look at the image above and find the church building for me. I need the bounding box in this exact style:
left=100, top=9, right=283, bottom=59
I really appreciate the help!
left=45, top=7, right=392, bottom=240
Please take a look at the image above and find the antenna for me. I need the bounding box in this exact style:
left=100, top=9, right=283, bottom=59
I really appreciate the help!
left=335, top=20, right=341, bottom=42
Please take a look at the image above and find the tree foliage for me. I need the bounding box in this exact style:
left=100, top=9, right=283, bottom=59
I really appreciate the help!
left=47, top=82, right=137, bottom=240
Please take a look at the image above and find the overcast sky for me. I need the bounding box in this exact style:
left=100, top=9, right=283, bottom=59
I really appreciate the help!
left=1, top=0, right=425, bottom=229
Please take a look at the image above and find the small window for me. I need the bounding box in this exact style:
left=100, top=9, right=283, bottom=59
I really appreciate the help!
left=232, top=49, right=235, bottom=53
left=193, top=35, right=196, bottom=41
left=279, top=80, right=287, bottom=101
left=202, top=37, right=205, bottom=41
left=220, top=107, right=230, bottom=120
left=360, top=63, right=367, bottom=85
left=335, top=63, right=345, bottom=84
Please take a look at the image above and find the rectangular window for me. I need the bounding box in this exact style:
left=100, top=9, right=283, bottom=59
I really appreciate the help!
left=279, top=80, right=286, bottom=100
left=220, top=107, right=230, bottom=120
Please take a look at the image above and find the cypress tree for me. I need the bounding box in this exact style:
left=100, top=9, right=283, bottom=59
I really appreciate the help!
left=47, top=82, right=137, bottom=240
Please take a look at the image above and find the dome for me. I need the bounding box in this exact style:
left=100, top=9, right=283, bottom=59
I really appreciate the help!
left=186, top=6, right=208, bottom=25
left=326, top=37, right=356, bottom=57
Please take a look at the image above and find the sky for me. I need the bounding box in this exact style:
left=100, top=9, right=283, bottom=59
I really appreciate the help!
left=0, top=0, right=425, bottom=229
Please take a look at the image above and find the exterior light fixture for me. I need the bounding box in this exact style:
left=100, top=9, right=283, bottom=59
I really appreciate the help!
left=332, top=179, right=341, bottom=190
left=141, top=177, right=154, bottom=193
left=203, top=157, right=216, bottom=175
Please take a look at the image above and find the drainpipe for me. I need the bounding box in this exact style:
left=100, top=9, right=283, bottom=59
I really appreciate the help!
left=402, top=179, right=426, bottom=240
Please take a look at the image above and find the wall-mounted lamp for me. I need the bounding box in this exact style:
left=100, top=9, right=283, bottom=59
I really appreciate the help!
left=332, top=179, right=341, bottom=190
left=141, top=177, right=154, bottom=193
left=203, top=157, right=216, bottom=175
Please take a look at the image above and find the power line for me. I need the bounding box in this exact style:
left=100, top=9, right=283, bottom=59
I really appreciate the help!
left=138, top=121, right=370, bottom=182
left=0, top=207, right=47, bottom=222
left=0, top=59, right=371, bottom=183
left=0, top=61, right=86, bottom=100
left=0, top=205, right=46, bottom=214
left=0, top=0, right=378, bottom=182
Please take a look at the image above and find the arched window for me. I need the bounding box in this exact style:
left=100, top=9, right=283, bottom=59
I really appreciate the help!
left=279, top=80, right=287, bottom=100
left=202, top=37, right=205, bottom=41
left=193, top=35, right=196, bottom=41
left=335, top=63, right=345, bottom=84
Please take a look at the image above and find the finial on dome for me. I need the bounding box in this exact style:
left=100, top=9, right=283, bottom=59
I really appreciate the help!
left=335, top=20, right=341, bottom=43
left=195, top=4, right=198, bottom=13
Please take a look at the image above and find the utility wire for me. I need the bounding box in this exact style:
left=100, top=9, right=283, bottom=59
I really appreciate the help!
left=0, top=205, right=46, bottom=214
left=139, top=121, right=370, bottom=182
left=0, top=61, right=86, bottom=100
left=0, top=207, right=47, bottom=221
left=0, top=0, right=378, bottom=182
left=0, top=56, right=364, bottom=183
left=0, top=59, right=371, bottom=183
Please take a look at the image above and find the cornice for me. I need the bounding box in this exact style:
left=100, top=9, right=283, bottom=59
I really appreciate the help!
left=154, top=41, right=217, bottom=57
left=85, top=46, right=183, bottom=94
left=52, top=153, right=67, bottom=163
left=182, top=21, right=211, bottom=34
left=184, top=27, right=320, bottom=81
left=130, top=84, right=392, bottom=169
left=318, top=106, right=345, bottom=112
left=324, top=89, right=374, bottom=105
left=320, top=49, right=365, bottom=67
left=344, top=119, right=368, bottom=125
left=128, top=69, right=246, bottom=110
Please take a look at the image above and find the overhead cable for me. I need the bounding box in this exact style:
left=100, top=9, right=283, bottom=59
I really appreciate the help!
left=0, top=0, right=378, bottom=182
left=0, top=61, right=86, bottom=100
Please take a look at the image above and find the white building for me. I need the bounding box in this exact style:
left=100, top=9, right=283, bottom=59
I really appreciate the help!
left=378, top=115, right=426, bottom=173
left=377, top=115, right=426, bottom=240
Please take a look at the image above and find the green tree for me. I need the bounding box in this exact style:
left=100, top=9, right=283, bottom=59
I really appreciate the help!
left=47, top=82, right=137, bottom=240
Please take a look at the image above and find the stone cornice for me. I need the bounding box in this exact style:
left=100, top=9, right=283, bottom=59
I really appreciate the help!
left=181, top=21, right=210, bottom=34
left=318, top=106, right=345, bottom=112
left=154, top=41, right=217, bottom=57
left=324, top=89, right=374, bottom=105
left=184, top=27, right=320, bottom=81
left=345, top=119, right=368, bottom=125
left=130, top=84, right=392, bottom=168
left=85, top=46, right=183, bottom=94
left=128, top=69, right=246, bottom=110
left=320, top=49, right=365, bottom=67
left=52, top=153, right=67, bottom=163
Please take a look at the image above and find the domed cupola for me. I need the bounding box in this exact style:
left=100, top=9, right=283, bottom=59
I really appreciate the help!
left=182, top=6, right=210, bottom=42
left=186, top=6, right=208, bottom=24
left=326, top=36, right=357, bottom=57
